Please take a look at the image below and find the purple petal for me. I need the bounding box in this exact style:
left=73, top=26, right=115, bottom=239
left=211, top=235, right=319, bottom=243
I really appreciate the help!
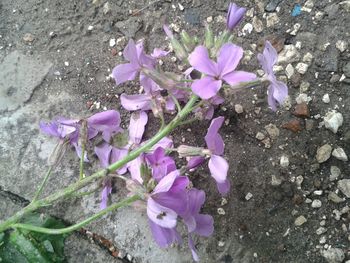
left=129, top=111, right=148, bottom=144
left=88, top=111, right=121, bottom=141
left=208, top=155, right=228, bottom=183
left=147, top=198, right=177, bottom=228
left=267, top=85, right=277, bottom=111
left=187, top=157, right=205, bottom=170
left=100, top=180, right=112, bottom=210
left=112, top=63, right=139, bottom=85
left=188, top=235, right=199, bottom=262
left=210, top=95, right=225, bottom=105
left=123, top=39, right=139, bottom=63
left=140, top=73, right=161, bottom=93
left=110, top=147, right=128, bottom=174
left=40, top=121, right=62, bottom=138
left=271, top=79, right=288, bottom=105
left=193, top=214, right=214, bottom=237
left=163, top=25, right=174, bottom=38
left=257, top=41, right=278, bottom=76
left=94, top=143, right=112, bottom=168
left=187, top=189, right=205, bottom=214
left=222, top=71, right=257, bottom=86
left=150, top=137, right=173, bottom=151
left=152, top=170, right=178, bottom=194
left=127, top=156, right=144, bottom=183
left=121, top=93, right=151, bottom=111
left=153, top=190, right=188, bottom=215
left=188, top=46, right=218, bottom=76
left=191, top=77, right=222, bottom=100
left=226, top=3, right=246, bottom=31
left=72, top=142, right=89, bottom=162
left=169, top=175, right=189, bottom=193
left=217, top=43, right=243, bottom=76
left=40, top=120, right=77, bottom=139
left=205, top=116, right=225, bottom=155
left=151, top=48, right=170, bottom=58
left=149, top=220, right=181, bottom=248
left=217, top=179, right=231, bottom=195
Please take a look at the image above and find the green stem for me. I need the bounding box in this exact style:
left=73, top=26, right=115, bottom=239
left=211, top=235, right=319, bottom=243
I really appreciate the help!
left=31, top=166, right=53, bottom=203
left=178, top=117, right=198, bottom=127
left=0, top=95, right=199, bottom=233
left=12, top=195, right=140, bottom=235
left=169, top=94, right=182, bottom=113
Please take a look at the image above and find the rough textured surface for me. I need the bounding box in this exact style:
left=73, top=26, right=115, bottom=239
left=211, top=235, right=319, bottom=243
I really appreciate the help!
left=1, top=0, right=350, bottom=262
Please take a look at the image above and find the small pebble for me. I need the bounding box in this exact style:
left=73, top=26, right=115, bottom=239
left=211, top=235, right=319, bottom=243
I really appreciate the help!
left=217, top=208, right=226, bottom=215
left=294, top=215, right=307, bottom=226
left=324, top=110, right=343, bottom=134
left=282, top=119, right=302, bottom=133
left=292, top=102, right=310, bottom=118
left=332, top=147, right=348, bottom=161
left=271, top=174, right=282, bottom=186
left=265, top=124, right=280, bottom=139
left=280, top=155, right=289, bottom=168
left=316, top=144, right=332, bottom=163
left=234, top=104, right=244, bottom=113
left=322, top=94, right=330, bottom=103
left=328, top=192, right=345, bottom=203
left=336, top=40, right=348, bottom=52
left=330, top=166, right=341, bottom=181
left=206, top=16, right=213, bottom=23
left=109, top=38, right=116, bottom=47
left=337, top=179, right=350, bottom=198
left=311, top=199, right=322, bottom=208
left=256, top=132, right=265, bottom=141
left=295, top=62, right=309, bottom=74
left=245, top=192, right=253, bottom=200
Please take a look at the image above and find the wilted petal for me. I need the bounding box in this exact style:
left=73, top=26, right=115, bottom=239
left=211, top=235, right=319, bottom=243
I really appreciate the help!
left=208, top=155, right=228, bottom=183
left=94, top=143, right=112, bottom=168
left=112, top=63, right=139, bottom=85
left=189, top=46, right=218, bottom=76
left=194, top=214, right=214, bottom=237
left=191, top=77, right=222, bottom=100
left=140, top=73, right=161, bottom=93
left=100, top=180, right=112, bottom=210
left=222, top=71, right=257, bottom=86
left=147, top=198, right=177, bottom=228
left=267, top=85, right=277, bottom=111
left=188, top=235, right=199, bottom=262
left=40, top=121, right=61, bottom=138
left=121, top=94, right=151, bottom=111
left=163, top=25, right=174, bottom=38
left=257, top=41, right=277, bottom=76
left=72, top=142, right=89, bottom=162
left=123, top=39, right=139, bottom=63
left=187, top=157, right=205, bottom=170
left=149, top=219, right=181, bottom=248
left=205, top=116, right=225, bottom=155
left=272, top=80, right=288, bottom=105
left=217, top=179, right=231, bottom=195
left=129, top=111, right=148, bottom=144
left=218, top=43, right=243, bottom=76
left=88, top=110, right=121, bottom=141
left=127, top=156, right=144, bottom=183
left=151, top=48, right=170, bottom=58
left=110, top=147, right=128, bottom=174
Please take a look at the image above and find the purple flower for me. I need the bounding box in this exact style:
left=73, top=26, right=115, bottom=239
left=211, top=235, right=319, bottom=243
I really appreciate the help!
left=204, top=117, right=230, bottom=195
left=226, top=3, right=246, bottom=31
left=112, top=39, right=155, bottom=85
left=147, top=171, right=189, bottom=247
left=193, top=95, right=224, bottom=120
left=145, top=147, right=176, bottom=181
left=257, top=41, right=288, bottom=111
left=189, top=43, right=256, bottom=100
left=87, top=110, right=122, bottom=142
left=183, top=189, right=214, bottom=261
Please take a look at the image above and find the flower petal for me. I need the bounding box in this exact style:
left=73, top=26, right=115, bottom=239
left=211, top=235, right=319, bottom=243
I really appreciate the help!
left=271, top=79, right=288, bottom=105
left=187, top=189, right=205, bottom=214
left=217, top=43, right=244, bottom=76
left=187, top=157, right=205, bottom=170
left=121, top=93, right=151, bottom=111
left=94, top=143, right=112, bottom=168
left=205, top=116, right=225, bottom=155
left=208, top=155, right=228, bottom=183
left=151, top=48, right=170, bottom=58
left=129, top=111, right=148, bottom=144
left=100, top=180, right=112, bottom=210
left=127, top=156, right=144, bottom=183
left=147, top=198, right=177, bottom=228
left=226, top=3, right=246, bottom=31
left=112, top=63, right=139, bottom=85
left=257, top=41, right=277, bottom=76
left=217, top=179, right=231, bottom=195
left=191, top=77, right=222, bottom=100
left=188, top=46, right=217, bottom=76
left=148, top=219, right=181, bottom=248
left=188, top=235, right=199, bottom=262
left=110, top=147, right=128, bottom=174
left=267, top=84, right=277, bottom=111
left=152, top=170, right=178, bottom=194
left=194, top=214, right=214, bottom=237
left=222, top=71, right=257, bottom=86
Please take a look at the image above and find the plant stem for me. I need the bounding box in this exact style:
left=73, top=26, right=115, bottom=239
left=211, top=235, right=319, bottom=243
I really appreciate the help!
left=12, top=195, right=141, bottom=235
left=79, top=145, right=85, bottom=180
left=31, top=166, right=53, bottom=203
left=0, top=95, right=199, bottom=233
left=169, top=94, right=182, bottom=113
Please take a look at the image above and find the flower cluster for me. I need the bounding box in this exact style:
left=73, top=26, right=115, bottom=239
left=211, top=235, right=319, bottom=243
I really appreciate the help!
left=40, top=2, right=288, bottom=261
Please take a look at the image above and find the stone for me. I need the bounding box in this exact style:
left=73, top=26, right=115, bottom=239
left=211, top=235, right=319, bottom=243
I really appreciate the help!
left=294, top=215, right=307, bottom=226
left=265, top=0, right=284, bottom=12
left=322, top=94, right=330, bottom=103
left=332, top=147, right=348, bottom=161
left=109, top=38, right=116, bottom=47
left=245, top=192, right=253, bottom=200
left=23, top=33, right=35, bottom=43
left=338, top=179, right=350, bottom=198
left=266, top=13, right=279, bottom=27
left=330, top=74, right=341, bottom=83
left=295, top=63, right=309, bottom=74
left=305, top=119, right=314, bottom=131
left=241, top=23, right=253, bottom=35
left=328, top=192, right=345, bottom=203
left=316, top=227, right=327, bottom=235
left=311, top=199, right=322, bottom=208
left=265, top=124, right=280, bottom=139
left=256, top=132, right=265, bottom=141
left=271, top=174, right=282, bottom=186
left=234, top=104, right=244, bottom=113
left=299, top=81, right=310, bottom=93
left=282, top=119, right=302, bottom=133
left=336, top=40, right=348, bottom=52
left=252, top=16, right=263, bottom=32
left=316, top=144, right=332, bottom=163
left=343, top=62, right=350, bottom=78
left=324, top=111, right=343, bottom=133
left=278, top=45, right=300, bottom=64
left=292, top=103, right=310, bottom=118
left=102, top=2, right=110, bottom=14
left=330, top=166, right=341, bottom=181
left=321, top=248, right=345, bottom=263
left=115, top=17, right=142, bottom=38
left=280, top=155, right=289, bottom=168
left=285, top=64, right=295, bottom=79
left=290, top=23, right=301, bottom=35
left=0, top=51, right=52, bottom=111
left=257, top=35, right=285, bottom=53
left=302, top=52, right=313, bottom=63
left=296, top=93, right=311, bottom=104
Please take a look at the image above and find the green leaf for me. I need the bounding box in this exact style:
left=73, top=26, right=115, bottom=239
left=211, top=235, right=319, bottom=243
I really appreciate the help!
left=0, top=213, right=68, bottom=263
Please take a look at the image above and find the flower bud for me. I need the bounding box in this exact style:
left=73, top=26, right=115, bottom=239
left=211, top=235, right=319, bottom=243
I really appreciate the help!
left=204, top=24, right=214, bottom=49
left=163, top=25, right=188, bottom=60
left=142, top=67, right=177, bottom=90
left=226, top=2, right=246, bottom=31
left=180, top=30, right=196, bottom=52
left=177, top=145, right=207, bottom=158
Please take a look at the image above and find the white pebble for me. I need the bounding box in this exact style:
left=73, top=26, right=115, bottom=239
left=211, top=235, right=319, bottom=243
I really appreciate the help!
left=280, top=155, right=289, bottom=168
left=332, top=147, right=348, bottom=162
left=109, top=38, right=116, bottom=47
left=245, top=192, right=253, bottom=201
left=311, top=199, right=322, bottom=208
left=322, top=94, right=330, bottom=103
left=324, top=110, right=343, bottom=134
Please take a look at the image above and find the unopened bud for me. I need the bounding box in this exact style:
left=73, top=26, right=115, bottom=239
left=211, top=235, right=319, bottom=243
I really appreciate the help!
left=146, top=178, right=156, bottom=193
left=204, top=25, right=214, bottom=49
left=180, top=30, right=196, bottom=52
left=177, top=145, right=207, bottom=158
left=142, top=68, right=177, bottom=90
